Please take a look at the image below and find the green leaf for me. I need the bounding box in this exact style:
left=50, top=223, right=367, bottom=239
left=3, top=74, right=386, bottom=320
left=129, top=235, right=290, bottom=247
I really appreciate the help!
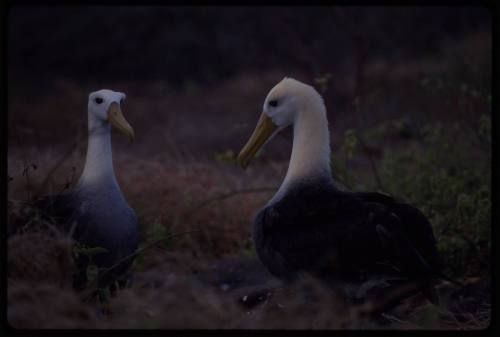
left=214, top=149, right=237, bottom=166
left=343, top=129, right=358, bottom=160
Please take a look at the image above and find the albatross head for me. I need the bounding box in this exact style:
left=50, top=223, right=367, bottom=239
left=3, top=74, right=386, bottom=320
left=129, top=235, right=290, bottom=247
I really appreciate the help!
left=238, top=77, right=326, bottom=168
left=88, top=89, right=135, bottom=142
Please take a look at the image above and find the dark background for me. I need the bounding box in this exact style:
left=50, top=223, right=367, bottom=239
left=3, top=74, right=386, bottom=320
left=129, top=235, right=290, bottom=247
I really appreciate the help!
left=9, top=6, right=490, bottom=85
left=7, top=6, right=492, bottom=157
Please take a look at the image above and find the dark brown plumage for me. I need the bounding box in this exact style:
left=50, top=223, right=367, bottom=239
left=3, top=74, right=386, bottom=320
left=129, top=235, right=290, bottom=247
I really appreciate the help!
left=253, top=177, right=441, bottom=290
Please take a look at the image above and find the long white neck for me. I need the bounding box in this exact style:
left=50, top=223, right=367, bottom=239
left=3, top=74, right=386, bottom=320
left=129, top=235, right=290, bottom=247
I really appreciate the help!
left=269, top=101, right=333, bottom=204
left=76, top=117, right=118, bottom=191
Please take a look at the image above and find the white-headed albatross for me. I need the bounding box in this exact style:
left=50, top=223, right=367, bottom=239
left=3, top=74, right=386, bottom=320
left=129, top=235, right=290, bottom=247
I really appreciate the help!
left=237, top=78, right=444, bottom=297
left=34, top=89, right=138, bottom=289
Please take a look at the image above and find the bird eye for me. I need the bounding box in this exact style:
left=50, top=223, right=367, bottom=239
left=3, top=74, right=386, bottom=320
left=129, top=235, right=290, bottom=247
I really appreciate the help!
left=95, top=97, right=103, bottom=104
left=269, top=100, right=278, bottom=107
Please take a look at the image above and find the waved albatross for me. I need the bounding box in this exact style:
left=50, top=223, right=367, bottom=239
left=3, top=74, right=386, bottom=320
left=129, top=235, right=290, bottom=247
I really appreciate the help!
left=34, top=89, right=138, bottom=289
left=237, top=78, right=444, bottom=298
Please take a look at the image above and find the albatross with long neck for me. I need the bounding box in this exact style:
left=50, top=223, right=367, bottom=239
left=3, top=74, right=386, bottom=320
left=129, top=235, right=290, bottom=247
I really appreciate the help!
left=240, top=78, right=333, bottom=204
left=36, top=89, right=138, bottom=289
left=238, top=78, right=441, bottom=291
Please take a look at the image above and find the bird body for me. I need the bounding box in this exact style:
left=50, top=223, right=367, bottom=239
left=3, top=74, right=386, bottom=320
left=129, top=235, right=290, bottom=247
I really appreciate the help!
left=36, top=188, right=137, bottom=287
left=253, top=178, right=440, bottom=283
left=32, top=89, right=138, bottom=288
left=237, top=78, right=441, bottom=290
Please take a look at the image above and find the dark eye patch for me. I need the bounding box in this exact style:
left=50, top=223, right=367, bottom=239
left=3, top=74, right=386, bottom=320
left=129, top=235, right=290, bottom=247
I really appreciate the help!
left=269, top=100, right=278, bottom=107
left=95, top=97, right=103, bottom=104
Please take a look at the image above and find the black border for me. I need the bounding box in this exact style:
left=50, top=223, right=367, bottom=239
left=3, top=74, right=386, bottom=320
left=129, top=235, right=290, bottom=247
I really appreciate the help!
left=2, top=1, right=498, bottom=336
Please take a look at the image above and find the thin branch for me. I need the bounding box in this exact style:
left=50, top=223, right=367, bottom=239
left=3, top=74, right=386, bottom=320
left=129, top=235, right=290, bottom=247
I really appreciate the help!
left=82, top=230, right=200, bottom=301
left=178, top=187, right=276, bottom=223
left=354, top=131, right=386, bottom=192
left=34, top=139, right=80, bottom=199
left=355, top=279, right=431, bottom=319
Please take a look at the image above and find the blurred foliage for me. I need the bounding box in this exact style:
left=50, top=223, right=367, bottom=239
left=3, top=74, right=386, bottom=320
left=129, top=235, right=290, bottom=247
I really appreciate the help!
left=146, top=219, right=173, bottom=251
left=343, top=129, right=359, bottom=160
left=326, top=33, right=491, bottom=279
left=242, top=246, right=257, bottom=258
left=314, top=73, right=332, bottom=94
left=8, top=7, right=490, bottom=86
left=332, top=112, right=491, bottom=279
left=73, top=244, right=108, bottom=259
left=411, top=304, right=441, bottom=329
left=214, top=149, right=238, bottom=166
left=365, top=117, right=416, bottom=142
left=379, top=118, right=490, bottom=278
left=135, top=219, right=174, bottom=266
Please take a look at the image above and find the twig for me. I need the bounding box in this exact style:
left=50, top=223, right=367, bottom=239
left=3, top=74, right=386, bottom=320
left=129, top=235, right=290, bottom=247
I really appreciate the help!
left=35, top=139, right=80, bottom=199
left=331, top=171, right=353, bottom=191
left=82, top=230, right=200, bottom=301
left=12, top=126, right=32, bottom=196
left=381, top=313, right=421, bottom=329
left=355, top=279, right=431, bottom=319
left=57, top=166, right=77, bottom=195
left=22, top=164, right=36, bottom=201
left=178, top=187, right=276, bottom=223
left=354, top=131, right=386, bottom=192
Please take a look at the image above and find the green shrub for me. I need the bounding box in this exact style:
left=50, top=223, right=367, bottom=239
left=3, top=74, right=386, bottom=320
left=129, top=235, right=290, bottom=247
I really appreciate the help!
left=378, top=117, right=491, bottom=278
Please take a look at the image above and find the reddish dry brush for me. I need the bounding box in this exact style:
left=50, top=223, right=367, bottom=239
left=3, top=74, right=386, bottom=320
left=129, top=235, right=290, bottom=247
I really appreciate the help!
left=6, top=152, right=491, bottom=330
left=116, top=154, right=276, bottom=259
left=7, top=223, right=100, bottom=329
left=8, top=281, right=99, bottom=329
left=8, top=232, right=75, bottom=286
left=104, top=275, right=243, bottom=329
left=6, top=152, right=274, bottom=328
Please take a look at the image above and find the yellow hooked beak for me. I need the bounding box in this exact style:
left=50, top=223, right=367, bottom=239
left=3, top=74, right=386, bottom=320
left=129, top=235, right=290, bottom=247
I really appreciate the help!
left=107, top=102, right=135, bottom=143
left=237, top=112, right=278, bottom=169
